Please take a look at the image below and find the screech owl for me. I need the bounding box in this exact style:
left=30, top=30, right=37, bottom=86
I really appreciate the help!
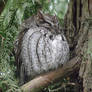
left=14, top=11, right=69, bottom=85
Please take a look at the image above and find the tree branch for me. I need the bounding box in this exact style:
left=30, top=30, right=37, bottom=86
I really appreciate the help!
left=21, top=56, right=81, bottom=92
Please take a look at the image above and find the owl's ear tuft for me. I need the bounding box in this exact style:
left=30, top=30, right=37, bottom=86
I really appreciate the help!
left=52, top=15, right=58, bottom=23
left=37, top=10, right=44, bottom=19
left=62, top=35, right=66, bottom=41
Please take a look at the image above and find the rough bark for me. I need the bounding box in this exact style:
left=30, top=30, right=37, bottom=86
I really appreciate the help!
left=79, top=18, right=92, bottom=92
left=82, top=27, right=92, bottom=92
left=65, top=0, right=92, bottom=92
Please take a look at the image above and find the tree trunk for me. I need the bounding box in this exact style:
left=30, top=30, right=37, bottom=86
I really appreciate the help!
left=65, top=0, right=92, bottom=92
left=21, top=0, right=92, bottom=92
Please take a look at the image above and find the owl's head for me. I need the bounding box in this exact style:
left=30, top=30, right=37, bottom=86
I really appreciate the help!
left=37, top=11, right=59, bottom=28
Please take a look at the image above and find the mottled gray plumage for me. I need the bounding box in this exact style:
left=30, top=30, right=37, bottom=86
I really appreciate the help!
left=14, top=11, right=69, bottom=85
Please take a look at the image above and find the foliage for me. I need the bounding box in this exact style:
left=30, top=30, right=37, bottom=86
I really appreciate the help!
left=0, top=0, right=40, bottom=91
left=38, top=0, right=69, bottom=25
left=0, top=0, right=69, bottom=91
